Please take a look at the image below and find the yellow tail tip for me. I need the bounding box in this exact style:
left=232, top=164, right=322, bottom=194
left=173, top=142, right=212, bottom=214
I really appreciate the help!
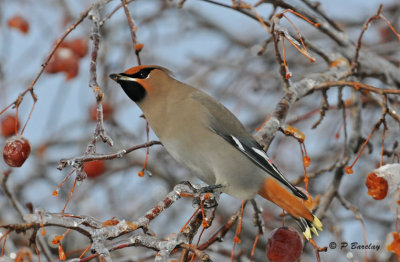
left=313, top=215, right=323, bottom=231
left=310, top=226, right=319, bottom=236
left=303, top=227, right=312, bottom=240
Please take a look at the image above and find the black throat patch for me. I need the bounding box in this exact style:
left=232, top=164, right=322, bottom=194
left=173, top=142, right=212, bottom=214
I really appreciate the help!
left=118, top=80, right=146, bottom=103
left=114, top=68, right=156, bottom=103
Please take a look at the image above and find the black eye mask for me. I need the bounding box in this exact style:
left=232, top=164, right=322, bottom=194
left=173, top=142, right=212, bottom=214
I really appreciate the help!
left=120, top=67, right=154, bottom=79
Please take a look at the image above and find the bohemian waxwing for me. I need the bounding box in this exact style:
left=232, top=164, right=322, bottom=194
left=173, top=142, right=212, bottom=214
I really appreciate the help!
left=110, top=65, right=322, bottom=239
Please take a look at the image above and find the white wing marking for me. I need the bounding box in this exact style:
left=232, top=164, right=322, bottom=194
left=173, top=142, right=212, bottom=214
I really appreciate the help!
left=231, top=136, right=245, bottom=151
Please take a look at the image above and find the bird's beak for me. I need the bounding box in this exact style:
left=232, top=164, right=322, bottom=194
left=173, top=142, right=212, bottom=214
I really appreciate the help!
left=109, top=73, right=119, bottom=82
left=109, top=73, right=138, bottom=83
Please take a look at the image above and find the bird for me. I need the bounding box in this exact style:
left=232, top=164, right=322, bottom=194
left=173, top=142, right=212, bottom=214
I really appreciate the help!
left=109, top=65, right=322, bottom=239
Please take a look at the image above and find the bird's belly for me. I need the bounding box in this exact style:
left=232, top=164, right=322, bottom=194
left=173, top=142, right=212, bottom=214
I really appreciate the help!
left=161, top=134, right=266, bottom=200
left=161, top=138, right=216, bottom=185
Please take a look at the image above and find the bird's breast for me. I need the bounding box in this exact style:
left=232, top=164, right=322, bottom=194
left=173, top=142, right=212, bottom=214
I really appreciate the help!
left=161, top=136, right=216, bottom=185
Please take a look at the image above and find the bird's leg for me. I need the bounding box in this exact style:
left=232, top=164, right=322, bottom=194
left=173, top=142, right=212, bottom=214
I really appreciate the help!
left=179, top=187, right=220, bottom=233
left=177, top=182, right=223, bottom=201
left=191, top=184, right=222, bottom=209
left=179, top=180, right=196, bottom=188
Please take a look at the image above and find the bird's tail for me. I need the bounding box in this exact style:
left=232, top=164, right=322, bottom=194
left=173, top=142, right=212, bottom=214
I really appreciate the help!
left=258, top=177, right=323, bottom=240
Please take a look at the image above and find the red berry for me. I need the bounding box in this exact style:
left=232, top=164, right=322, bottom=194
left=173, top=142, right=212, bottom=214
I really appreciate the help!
left=1, top=114, right=20, bottom=137
left=68, top=38, right=88, bottom=58
left=345, top=166, right=353, bottom=174
left=365, top=172, right=388, bottom=200
left=45, top=47, right=79, bottom=80
left=266, top=227, right=303, bottom=262
left=3, top=136, right=31, bottom=167
left=379, top=26, right=396, bottom=43
left=90, top=103, right=114, bottom=122
left=83, top=160, right=106, bottom=178
left=60, top=38, right=88, bottom=58
left=387, top=232, right=400, bottom=260
left=7, top=15, right=29, bottom=34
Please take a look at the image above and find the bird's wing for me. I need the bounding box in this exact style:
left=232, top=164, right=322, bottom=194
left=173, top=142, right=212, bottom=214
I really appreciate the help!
left=191, top=91, right=307, bottom=200
left=216, top=133, right=307, bottom=200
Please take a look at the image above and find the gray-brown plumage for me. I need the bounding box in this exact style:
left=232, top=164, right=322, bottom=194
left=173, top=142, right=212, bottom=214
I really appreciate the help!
left=110, top=65, right=322, bottom=239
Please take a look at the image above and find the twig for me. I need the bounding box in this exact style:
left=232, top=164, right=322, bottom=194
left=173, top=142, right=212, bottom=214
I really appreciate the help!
left=314, top=80, right=400, bottom=95
left=250, top=200, right=264, bottom=234
left=88, top=1, right=113, bottom=148
left=0, top=3, right=94, bottom=118
left=179, top=211, right=203, bottom=262
left=100, top=0, right=134, bottom=26
left=249, top=200, right=264, bottom=262
left=199, top=0, right=271, bottom=27
left=1, top=183, right=220, bottom=260
left=291, top=157, right=347, bottom=186
left=121, top=0, right=142, bottom=65
left=254, top=64, right=349, bottom=149
left=1, top=172, right=26, bottom=218
left=198, top=209, right=241, bottom=250
left=300, top=0, right=343, bottom=32
left=180, top=243, right=212, bottom=262
left=271, top=21, right=290, bottom=89
left=336, top=195, right=369, bottom=262
left=316, top=91, right=362, bottom=219
left=351, top=4, right=384, bottom=74
left=1, top=172, right=53, bottom=262
left=57, top=140, right=161, bottom=170
left=312, top=90, right=329, bottom=129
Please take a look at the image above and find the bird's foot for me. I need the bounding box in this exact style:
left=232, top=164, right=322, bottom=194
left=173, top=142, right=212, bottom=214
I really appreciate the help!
left=197, top=184, right=224, bottom=194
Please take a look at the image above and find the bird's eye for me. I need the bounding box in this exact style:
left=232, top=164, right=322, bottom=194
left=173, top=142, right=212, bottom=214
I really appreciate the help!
left=136, top=68, right=152, bottom=79
left=139, top=71, right=146, bottom=78
left=122, top=68, right=154, bottom=79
